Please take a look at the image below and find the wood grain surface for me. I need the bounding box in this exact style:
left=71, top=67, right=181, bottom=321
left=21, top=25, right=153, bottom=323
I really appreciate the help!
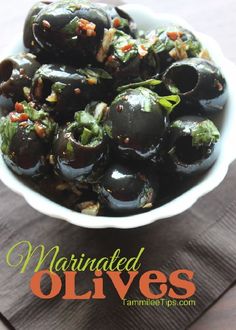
left=0, top=1, right=235, bottom=329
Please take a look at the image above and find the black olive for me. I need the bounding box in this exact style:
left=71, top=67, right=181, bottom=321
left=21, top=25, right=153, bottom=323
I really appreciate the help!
left=31, top=64, right=113, bottom=123
left=97, top=4, right=138, bottom=37
left=95, top=163, right=156, bottom=214
left=164, top=116, right=220, bottom=176
left=32, top=0, right=111, bottom=64
left=0, top=53, right=40, bottom=101
left=162, top=58, right=228, bottom=115
left=4, top=128, right=47, bottom=177
left=106, top=87, right=169, bottom=161
left=53, top=111, right=109, bottom=183
left=0, top=96, right=13, bottom=116
left=147, top=26, right=203, bottom=72
left=23, top=1, right=52, bottom=56
left=97, top=29, right=159, bottom=87
left=0, top=102, right=56, bottom=177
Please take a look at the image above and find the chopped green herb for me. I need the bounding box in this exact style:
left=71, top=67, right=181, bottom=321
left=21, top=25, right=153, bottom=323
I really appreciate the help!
left=52, top=82, right=67, bottom=94
left=112, top=30, right=138, bottom=63
left=62, top=17, right=79, bottom=36
left=150, top=27, right=203, bottom=58
left=170, top=120, right=186, bottom=130
left=117, top=79, right=162, bottom=93
left=41, top=118, right=57, bottom=140
left=113, top=87, right=180, bottom=114
left=0, top=102, right=57, bottom=146
left=21, top=103, right=41, bottom=120
left=77, top=67, right=112, bottom=80
left=192, top=120, right=220, bottom=147
left=66, top=141, right=74, bottom=155
left=167, top=84, right=180, bottom=94
left=67, top=0, right=89, bottom=12
left=185, top=39, right=202, bottom=57
left=157, top=95, right=181, bottom=113
left=104, top=123, right=112, bottom=138
left=81, top=127, right=93, bottom=145
left=71, top=111, right=104, bottom=146
left=21, top=101, right=46, bottom=121
left=0, top=117, right=18, bottom=155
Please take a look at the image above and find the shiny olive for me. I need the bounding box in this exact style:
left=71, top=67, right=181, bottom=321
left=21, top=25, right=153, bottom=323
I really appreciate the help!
left=3, top=127, right=48, bottom=177
left=23, top=1, right=52, bottom=55
left=106, top=87, right=168, bottom=161
left=31, top=64, right=112, bottom=122
left=147, top=26, right=202, bottom=72
left=33, top=0, right=111, bottom=64
left=95, top=163, right=156, bottom=214
left=0, top=53, right=40, bottom=101
left=164, top=116, right=220, bottom=176
left=97, top=29, right=159, bottom=87
left=0, top=102, right=56, bottom=177
left=163, top=58, right=228, bottom=115
left=97, top=3, right=137, bottom=37
left=53, top=111, right=109, bottom=183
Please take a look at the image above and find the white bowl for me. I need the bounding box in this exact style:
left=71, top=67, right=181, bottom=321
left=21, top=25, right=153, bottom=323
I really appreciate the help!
left=0, top=4, right=236, bottom=229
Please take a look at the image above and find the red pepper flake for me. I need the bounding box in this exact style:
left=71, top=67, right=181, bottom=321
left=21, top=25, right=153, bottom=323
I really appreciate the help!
left=121, top=43, right=133, bottom=53
left=77, top=18, right=96, bottom=37
left=116, top=104, right=123, bottom=113
left=19, top=68, right=25, bottom=75
left=34, top=122, right=46, bottom=138
left=42, top=20, right=51, bottom=30
left=19, top=113, right=29, bottom=121
left=9, top=112, right=29, bottom=123
left=14, top=102, right=24, bottom=113
left=113, top=17, right=121, bottom=28
left=107, top=55, right=116, bottom=62
left=167, top=31, right=183, bottom=41
left=74, top=88, right=81, bottom=95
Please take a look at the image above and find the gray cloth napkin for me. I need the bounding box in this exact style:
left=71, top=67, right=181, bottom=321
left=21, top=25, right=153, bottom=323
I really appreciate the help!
left=0, top=161, right=236, bottom=330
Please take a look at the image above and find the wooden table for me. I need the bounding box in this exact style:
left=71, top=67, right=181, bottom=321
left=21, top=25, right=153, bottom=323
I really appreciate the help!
left=0, top=0, right=235, bottom=329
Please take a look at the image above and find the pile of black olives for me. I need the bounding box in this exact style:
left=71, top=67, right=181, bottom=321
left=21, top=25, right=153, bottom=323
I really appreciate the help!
left=0, top=0, right=228, bottom=217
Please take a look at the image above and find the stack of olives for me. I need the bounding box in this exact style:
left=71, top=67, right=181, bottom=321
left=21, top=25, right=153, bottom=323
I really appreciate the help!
left=0, top=0, right=227, bottom=216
